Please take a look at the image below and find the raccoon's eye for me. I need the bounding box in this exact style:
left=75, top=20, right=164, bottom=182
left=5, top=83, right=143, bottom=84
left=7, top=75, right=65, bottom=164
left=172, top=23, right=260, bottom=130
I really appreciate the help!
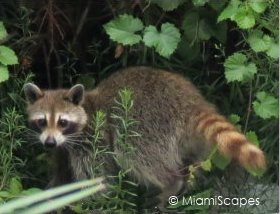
left=37, top=118, right=47, bottom=128
left=58, top=119, right=68, bottom=128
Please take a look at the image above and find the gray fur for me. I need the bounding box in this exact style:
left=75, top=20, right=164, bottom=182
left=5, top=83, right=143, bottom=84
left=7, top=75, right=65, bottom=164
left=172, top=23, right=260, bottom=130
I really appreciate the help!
left=26, top=66, right=221, bottom=205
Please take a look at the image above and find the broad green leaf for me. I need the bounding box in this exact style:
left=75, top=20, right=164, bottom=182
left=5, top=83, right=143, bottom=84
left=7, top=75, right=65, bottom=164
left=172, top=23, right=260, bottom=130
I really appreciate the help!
left=182, top=11, right=199, bottom=42
left=228, top=114, right=240, bottom=124
left=201, top=159, right=212, bottom=171
left=266, top=40, right=279, bottom=59
left=182, top=10, right=224, bottom=42
left=249, top=0, right=268, bottom=13
left=149, top=0, right=186, bottom=11
left=224, top=53, right=257, bottom=83
left=9, top=178, right=23, bottom=195
left=192, top=0, right=209, bottom=7
left=245, top=131, right=259, bottom=146
left=103, top=14, right=144, bottom=45
left=0, top=21, right=8, bottom=40
left=253, top=91, right=279, bottom=119
left=233, top=6, right=255, bottom=29
left=0, top=65, right=9, bottom=83
left=211, top=151, right=231, bottom=170
left=0, top=46, right=18, bottom=65
left=143, top=23, right=181, bottom=58
left=247, top=31, right=278, bottom=59
left=217, top=0, right=241, bottom=22
left=248, top=30, right=271, bottom=52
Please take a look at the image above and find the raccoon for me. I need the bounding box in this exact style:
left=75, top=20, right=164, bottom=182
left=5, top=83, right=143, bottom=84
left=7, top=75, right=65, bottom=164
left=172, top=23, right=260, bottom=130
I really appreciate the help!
left=24, top=66, right=266, bottom=207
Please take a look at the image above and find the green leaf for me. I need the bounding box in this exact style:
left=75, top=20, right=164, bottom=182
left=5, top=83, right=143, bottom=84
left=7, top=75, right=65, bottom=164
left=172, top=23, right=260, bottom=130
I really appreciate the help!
left=248, top=30, right=271, bottom=52
left=143, top=23, right=181, bottom=58
left=201, top=159, right=212, bottom=171
left=266, top=40, right=279, bottom=59
left=0, top=46, right=18, bottom=65
left=198, top=19, right=212, bottom=40
left=0, top=65, right=9, bottom=83
left=217, top=0, right=241, bottom=22
left=249, top=0, right=268, bottom=13
left=9, top=178, right=23, bottom=195
left=245, top=131, right=259, bottom=146
left=211, top=151, right=231, bottom=170
left=228, top=114, right=240, bottom=124
left=103, top=14, right=144, bottom=45
left=182, top=11, right=199, bottom=42
left=224, top=53, right=257, bottom=83
left=209, top=0, right=227, bottom=11
left=149, top=0, right=186, bottom=11
left=0, top=21, right=8, bottom=40
left=253, top=91, right=279, bottom=119
left=247, top=31, right=279, bottom=59
left=192, top=0, right=209, bottom=7
left=233, top=6, right=255, bottom=29
left=182, top=10, right=223, bottom=42
left=21, top=188, right=42, bottom=196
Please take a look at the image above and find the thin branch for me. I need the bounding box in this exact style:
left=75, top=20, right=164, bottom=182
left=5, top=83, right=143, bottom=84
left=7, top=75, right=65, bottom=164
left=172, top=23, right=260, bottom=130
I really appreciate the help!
left=244, top=81, right=253, bottom=133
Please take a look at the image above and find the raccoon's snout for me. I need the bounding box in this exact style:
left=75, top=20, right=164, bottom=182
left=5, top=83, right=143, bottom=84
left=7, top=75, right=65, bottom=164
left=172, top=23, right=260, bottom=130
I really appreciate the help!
left=44, top=136, right=57, bottom=148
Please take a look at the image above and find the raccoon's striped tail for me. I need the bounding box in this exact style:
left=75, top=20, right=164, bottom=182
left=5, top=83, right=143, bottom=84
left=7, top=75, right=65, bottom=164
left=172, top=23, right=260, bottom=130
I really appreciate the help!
left=195, top=111, right=266, bottom=170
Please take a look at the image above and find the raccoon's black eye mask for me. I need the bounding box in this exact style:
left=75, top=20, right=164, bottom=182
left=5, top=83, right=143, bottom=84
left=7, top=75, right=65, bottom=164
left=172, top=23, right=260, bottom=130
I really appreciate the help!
left=29, top=118, right=47, bottom=131
left=58, top=118, right=69, bottom=128
left=61, top=122, right=79, bottom=135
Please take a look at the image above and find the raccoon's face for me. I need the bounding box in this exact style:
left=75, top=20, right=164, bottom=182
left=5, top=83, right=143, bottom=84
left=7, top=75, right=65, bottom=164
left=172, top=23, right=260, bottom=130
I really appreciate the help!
left=23, top=83, right=88, bottom=148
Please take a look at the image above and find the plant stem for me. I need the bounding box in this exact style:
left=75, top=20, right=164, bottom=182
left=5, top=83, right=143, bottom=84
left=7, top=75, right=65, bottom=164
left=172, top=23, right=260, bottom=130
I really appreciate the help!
left=244, top=81, right=253, bottom=133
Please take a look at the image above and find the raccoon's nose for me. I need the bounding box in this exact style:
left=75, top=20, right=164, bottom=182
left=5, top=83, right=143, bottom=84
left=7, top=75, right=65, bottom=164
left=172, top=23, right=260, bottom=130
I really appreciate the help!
left=44, top=137, right=57, bottom=148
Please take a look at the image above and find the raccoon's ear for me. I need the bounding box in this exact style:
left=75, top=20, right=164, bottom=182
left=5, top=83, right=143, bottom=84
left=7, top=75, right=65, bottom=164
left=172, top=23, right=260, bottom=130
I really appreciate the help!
left=66, top=84, right=84, bottom=105
left=23, top=83, right=44, bottom=104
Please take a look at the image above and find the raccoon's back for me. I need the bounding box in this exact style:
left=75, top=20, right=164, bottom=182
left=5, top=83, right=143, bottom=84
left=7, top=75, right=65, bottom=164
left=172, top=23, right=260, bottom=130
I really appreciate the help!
left=84, top=66, right=265, bottom=180
left=86, top=66, right=213, bottom=135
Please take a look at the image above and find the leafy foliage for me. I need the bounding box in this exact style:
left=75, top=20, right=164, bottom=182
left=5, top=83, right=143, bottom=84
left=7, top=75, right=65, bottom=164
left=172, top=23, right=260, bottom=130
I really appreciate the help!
left=0, top=46, right=18, bottom=66
left=0, top=65, right=9, bottom=83
left=247, top=30, right=279, bottom=59
left=149, top=0, right=186, bottom=11
left=253, top=91, right=279, bottom=119
left=103, top=15, right=144, bottom=45
left=224, top=53, right=257, bottom=83
left=248, top=30, right=272, bottom=52
left=246, top=131, right=260, bottom=146
left=218, top=0, right=268, bottom=29
left=0, top=22, right=7, bottom=40
left=248, top=0, right=268, bottom=13
left=0, top=23, right=18, bottom=83
left=143, top=23, right=181, bottom=58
